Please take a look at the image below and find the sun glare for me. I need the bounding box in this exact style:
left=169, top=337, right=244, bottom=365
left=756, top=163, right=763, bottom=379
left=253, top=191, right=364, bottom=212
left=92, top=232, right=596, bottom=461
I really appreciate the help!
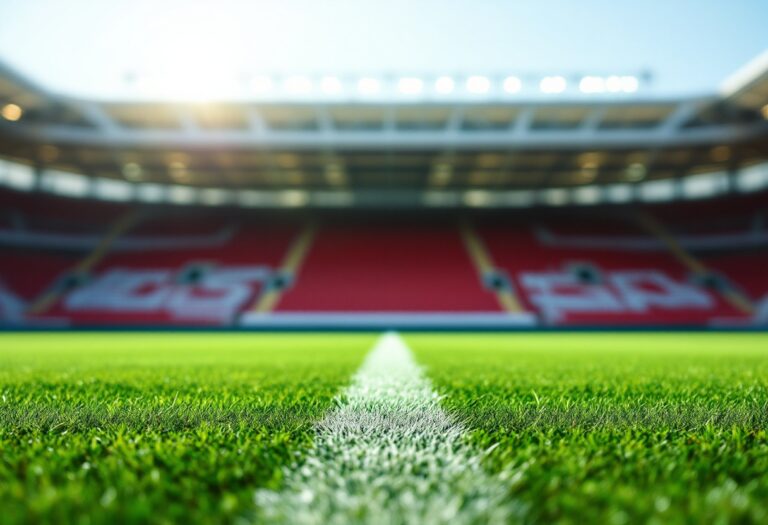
left=133, top=6, right=246, bottom=101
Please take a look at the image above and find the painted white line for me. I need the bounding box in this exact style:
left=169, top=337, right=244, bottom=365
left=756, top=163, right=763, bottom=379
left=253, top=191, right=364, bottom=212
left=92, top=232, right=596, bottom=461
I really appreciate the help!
left=255, top=332, right=520, bottom=524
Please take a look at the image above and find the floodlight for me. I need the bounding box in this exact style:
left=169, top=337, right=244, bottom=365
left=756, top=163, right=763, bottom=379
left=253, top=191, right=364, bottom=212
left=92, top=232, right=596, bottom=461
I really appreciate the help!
left=284, top=76, right=312, bottom=94
left=41, top=170, right=89, bottom=197
left=579, top=76, right=605, bottom=94
left=540, top=76, right=567, bottom=93
left=122, top=162, right=143, bottom=181
left=251, top=76, right=273, bottom=94
left=168, top=161, right=190, bottom=182
left=541, top=188, right=570, bottom=205
left=136, top=183, right=166, bottom=203
left=398, top=77, right=424, bottom=95
left=279, top=190, right=309, bottom=207
left=1, top=103, right=22, bottom=121
left=466, top=76, right=490, bottom=94
left=606, top=76, right=622, bottom=93
left=325, top=163, right=346, bottom=185
left=431, top=163, right=452, bottom=185
left=357, top=77, right=381, bottom=95
left=464, top=190, right=493, bottom=207
left=503, top=76, right=522, bottom=93
left=620, top=76, right=639, bottom=93
left=93, top=178, right=133, bottom=201
left=626, top=162, right=647, bottom=181
left=434, top=76, right=455, bottom=94
left=320, top=76, right=343, bottom=94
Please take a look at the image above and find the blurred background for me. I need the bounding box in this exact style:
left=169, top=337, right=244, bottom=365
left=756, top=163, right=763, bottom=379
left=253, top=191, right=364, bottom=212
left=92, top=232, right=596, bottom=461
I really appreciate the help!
left=0, top=0, right=767, bottom=328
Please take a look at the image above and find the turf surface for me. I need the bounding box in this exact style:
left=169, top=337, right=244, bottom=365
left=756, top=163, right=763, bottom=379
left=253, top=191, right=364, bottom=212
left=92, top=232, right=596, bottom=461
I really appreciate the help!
left=0, top=333, right=373, bottom=525
left=408, top=333, right=768, bottom=524
left=1, top=332, right=767, bottom=524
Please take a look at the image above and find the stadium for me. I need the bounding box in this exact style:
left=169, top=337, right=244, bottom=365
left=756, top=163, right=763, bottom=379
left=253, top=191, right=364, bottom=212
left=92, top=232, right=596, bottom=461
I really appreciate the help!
left=1, top=1, right=767, bottom=523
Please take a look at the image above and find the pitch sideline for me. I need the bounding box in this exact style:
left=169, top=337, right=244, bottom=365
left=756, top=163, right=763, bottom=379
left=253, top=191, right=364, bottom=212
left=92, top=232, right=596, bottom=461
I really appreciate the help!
left=255, top=331, right=520, bottom=524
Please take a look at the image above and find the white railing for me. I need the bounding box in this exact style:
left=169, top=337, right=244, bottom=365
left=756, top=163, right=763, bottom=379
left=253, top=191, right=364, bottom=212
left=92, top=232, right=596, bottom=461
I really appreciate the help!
left=1, top=157, right=767, bottom=209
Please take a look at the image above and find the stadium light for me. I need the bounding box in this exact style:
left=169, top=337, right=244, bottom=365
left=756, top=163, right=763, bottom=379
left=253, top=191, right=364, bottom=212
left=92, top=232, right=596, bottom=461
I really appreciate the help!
left=135, top=183, right=165, bottom=203
left=737, top=162, right=768, bottom=191
left=710, top=145, right=731, bottom=162
left=1, top=103, right=23, bottom=121
left=464, top=190, right=493, bottom=207
left=580, top=75, right=638, bottom=94
left=579, top=76, right=605, bottom=94
left=639, top=179, right=675, bottom=202
left=572, top=185, right=602, bottom=205
left=199, top=188, right=232, bottom=206
left=423, top=190, right=460, bottom=207
left=313, top=190, right=354, bottom=207
left=284, top=76, right=313, bottom=94
left=626, top=162, right=647, bottom=181
left=93, top=178, right=133, bottom=201
left=398, top=77, right=424, bottom=95
left=606, top=75, right=623, bottom=93
left=168, top=161, right=190, bottom=182
left=325, top=163, right=346, bottom=185
left=279, top=190, right=309, bottom=207
left=682, top=171, right=728, bottom=200
left=434, top=76, right=455, bottom=94
left=620, top=76, right=639, bottom=93
left=502, top=76, right=522, bottom=93
left=122, top=162, right=143, bottom=181
left=39, top=145, right=59, bottom=162
left=167, top=185, right=197, bottom=204
left=431, top=163, right=452, bottom=185
left=541, top=188, right=570, bottom=206
left=578, top=162, right=599, bottom=183
left=41, top=170, right=89, bottom=197
left=357, top=77, right=381, bottom=95
left=466, top=76, right=490, bottom=94
left=138, top=69, right=239, bottom=101
left=250, top=75, right=273, bottom=94
left=540, top=76, right=567, bottom=94
left=320, top=76, right=343, bottom=94
left=126, top=71, right=643, bottom=100
left=605, top=183, right=634, bottom=203
left=0, top=159, right=35, bottom=191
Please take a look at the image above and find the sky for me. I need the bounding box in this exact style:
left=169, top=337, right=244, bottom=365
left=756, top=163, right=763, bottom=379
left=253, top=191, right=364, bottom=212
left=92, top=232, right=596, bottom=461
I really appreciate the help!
left=0, top=0, right=766, bottom=99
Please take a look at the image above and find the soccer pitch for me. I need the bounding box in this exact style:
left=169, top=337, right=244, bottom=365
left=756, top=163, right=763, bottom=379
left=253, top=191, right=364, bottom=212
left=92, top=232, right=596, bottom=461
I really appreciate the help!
left=1, top=332, right=767, bottom=524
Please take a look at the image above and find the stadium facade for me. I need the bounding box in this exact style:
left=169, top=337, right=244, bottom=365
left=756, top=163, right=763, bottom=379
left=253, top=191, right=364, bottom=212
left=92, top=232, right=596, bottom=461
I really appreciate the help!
left=1, top=53, right=767, bottom=328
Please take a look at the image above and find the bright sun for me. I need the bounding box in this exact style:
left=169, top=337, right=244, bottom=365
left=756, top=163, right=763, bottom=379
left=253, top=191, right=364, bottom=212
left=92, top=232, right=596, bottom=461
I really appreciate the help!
left=134, top=5, right=247, bottom=101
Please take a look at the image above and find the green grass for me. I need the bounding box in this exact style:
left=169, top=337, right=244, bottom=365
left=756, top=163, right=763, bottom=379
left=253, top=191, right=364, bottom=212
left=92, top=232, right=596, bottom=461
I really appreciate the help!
left=407, top=333, right=768, bottom=524
left=0, top=333, right=373, bottom=525
left=2, top=332, right=767, bottom=524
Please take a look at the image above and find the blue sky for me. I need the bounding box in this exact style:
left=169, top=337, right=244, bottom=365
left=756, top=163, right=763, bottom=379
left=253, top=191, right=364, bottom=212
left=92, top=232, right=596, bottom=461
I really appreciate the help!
left=0, top=0, right=765, bottom=98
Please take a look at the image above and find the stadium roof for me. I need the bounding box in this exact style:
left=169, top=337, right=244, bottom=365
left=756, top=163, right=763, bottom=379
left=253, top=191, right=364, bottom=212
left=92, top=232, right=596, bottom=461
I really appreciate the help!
left=0, top=52, right=767, bottom=208
left=721, top=50, right=768, bottom=112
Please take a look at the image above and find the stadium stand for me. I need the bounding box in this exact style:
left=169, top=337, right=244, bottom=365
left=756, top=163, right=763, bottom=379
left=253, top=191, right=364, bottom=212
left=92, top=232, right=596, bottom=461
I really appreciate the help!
left=0, top=189, right=301, bottom=325
left=1, top=185, right=766, bottom=327
left=275, top=220, right=501, bottom=313
left=0, top=190, right=123, bottom=323
left=478, top=214, right=749, bottom=325
left=1, top=52, right=767, bottom=328
left=651, top=196, right=768, bottom=324
left=59, top=219, right=298, bottom=325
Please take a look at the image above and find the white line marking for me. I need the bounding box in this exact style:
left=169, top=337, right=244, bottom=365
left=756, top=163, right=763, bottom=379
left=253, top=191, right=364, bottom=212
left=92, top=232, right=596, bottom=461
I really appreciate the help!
left=255, top=332, right=520, bottom=524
